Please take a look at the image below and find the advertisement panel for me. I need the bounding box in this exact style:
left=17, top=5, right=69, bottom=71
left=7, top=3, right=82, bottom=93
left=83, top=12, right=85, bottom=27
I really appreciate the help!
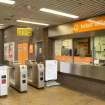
left=18, top=43, right=28, bottom=64
left=4, top=42, right=15, bottom=62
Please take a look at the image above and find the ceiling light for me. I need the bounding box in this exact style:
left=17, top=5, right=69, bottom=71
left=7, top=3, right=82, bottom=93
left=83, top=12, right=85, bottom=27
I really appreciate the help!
left=0, top=0, right=15, bottom=5
left=16, top=20, right=49, bottom=26
left=40, top=8, right=79, bottom=19
left=0, top=25, right=5, bottom=29
left=0, top=24, right=4, bottom=25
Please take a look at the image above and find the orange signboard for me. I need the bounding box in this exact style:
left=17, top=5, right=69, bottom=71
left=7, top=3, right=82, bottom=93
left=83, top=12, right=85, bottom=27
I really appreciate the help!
left=55, top=56, right=93, bottom=64
left=55, top=56, right=73, bottom=62
left=74, top=56, right=93, bottom=64
left=18, top=43, right=28, bottom=64
left=73, top=16, right=105, bottom=33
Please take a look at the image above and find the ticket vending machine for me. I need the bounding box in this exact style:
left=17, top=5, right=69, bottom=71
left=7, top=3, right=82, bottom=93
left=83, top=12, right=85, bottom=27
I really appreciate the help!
left=27, top=61, right=45, bottom=88
left=9, top=64, right=27, bottom=92
left=0, top=66, right=8, bottom=96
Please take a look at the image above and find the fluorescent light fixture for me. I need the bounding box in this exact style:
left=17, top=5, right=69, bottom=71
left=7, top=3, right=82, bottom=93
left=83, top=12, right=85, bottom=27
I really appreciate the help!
left=40, top=8, right=79, bottom=19
left=0, top=24, right=4, bottom=25
left=0, top=24, right=5, bottom=29
left=17, top=20, right=49, bottom=26
left=0, top=0, right=15, bottom=5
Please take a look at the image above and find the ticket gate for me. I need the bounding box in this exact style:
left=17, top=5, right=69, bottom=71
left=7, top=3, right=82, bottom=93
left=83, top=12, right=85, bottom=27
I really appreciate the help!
left=27, top=61, right=45, bottom=88
left=0, top=66, right=8, bottom=96
left=9, top=64, right=27, bottom=92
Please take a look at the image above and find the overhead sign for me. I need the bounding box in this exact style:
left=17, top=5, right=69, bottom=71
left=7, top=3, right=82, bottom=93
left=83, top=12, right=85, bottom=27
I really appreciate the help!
left=73, top=16, right=105, bottom=33
left=48, top=15, right=105, bottom=37
left=17, top=28, right=32, bottom=36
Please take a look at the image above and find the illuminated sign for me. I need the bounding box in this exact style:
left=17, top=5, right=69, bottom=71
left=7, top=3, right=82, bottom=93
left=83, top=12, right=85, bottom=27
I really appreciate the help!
left=73, top=16, right=105, bottom=33
left=17, top=28, right=32, bottom=36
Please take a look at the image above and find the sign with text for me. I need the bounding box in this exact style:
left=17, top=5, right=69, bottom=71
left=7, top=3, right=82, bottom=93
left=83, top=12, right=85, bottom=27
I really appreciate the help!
left=17, top=28, right=32, bottom=36
left=48, top=15, right=105, bottom=37
left=73, top=16, right=105, bottom=33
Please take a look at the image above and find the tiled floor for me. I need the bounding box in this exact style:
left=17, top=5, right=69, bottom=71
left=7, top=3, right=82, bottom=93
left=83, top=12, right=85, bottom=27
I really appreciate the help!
left=0, top=86, right=105, bottom=105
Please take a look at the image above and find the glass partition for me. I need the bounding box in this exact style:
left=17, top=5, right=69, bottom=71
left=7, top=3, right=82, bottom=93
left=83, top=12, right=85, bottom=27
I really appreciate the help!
left=54, top=33, right=105, bottom=68
left=73, top=38, right=93, bottom=64
left=54, top=39, right=73, bottom=62
left=54, top=38, right=93, bottom=64
left=94, top=35, right=105, bottom=65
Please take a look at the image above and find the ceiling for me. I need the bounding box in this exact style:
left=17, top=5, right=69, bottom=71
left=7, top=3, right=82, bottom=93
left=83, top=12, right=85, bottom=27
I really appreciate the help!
left=0, top=0, right=105, bottom=28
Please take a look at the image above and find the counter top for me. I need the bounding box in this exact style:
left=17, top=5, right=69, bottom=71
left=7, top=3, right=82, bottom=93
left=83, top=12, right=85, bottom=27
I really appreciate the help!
left=60, top=63, right=105, bottom=81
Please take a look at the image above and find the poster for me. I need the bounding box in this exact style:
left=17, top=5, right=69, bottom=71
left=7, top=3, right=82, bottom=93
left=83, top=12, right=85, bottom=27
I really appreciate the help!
left=18, top=43, right=28, bottom=64
left=4, top=43, right=9, bottom=61
left=61, top=39, right=73, bottom=56
left=35, top=42, right=43, bottom=61
left=54, top=39, right=73, bottom=56
left=29, top=44, right=34, bottom=54
left=4, top=42, right=15, bottom=62
left=62, top=40, right=72, bottom=49
left=54, top=40, right=62, bottom=56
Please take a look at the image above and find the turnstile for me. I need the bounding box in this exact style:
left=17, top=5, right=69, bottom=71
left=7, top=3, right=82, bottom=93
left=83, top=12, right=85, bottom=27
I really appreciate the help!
left=27, top=61, right=45, bottom=88
left=0, top=66, right=8, bottom=96
left=9, top=64, right=27, bottom=92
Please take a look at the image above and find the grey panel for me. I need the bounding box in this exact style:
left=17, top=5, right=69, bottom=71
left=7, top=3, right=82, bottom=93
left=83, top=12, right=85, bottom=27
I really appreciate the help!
left=60, top=63, right=105, bottom=81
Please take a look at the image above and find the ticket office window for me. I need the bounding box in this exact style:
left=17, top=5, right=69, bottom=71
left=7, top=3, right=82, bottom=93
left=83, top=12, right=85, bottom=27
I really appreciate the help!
left=54, top=39, right=73, bottom=62
left=73, top=38, right=93, bottom=64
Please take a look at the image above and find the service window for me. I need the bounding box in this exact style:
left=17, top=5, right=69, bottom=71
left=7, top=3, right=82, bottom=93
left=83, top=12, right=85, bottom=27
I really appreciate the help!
left=54, top=39, right=73, bottom=62
left=94, top=35, right=105, bottom=65
left=73, top=38, right=93, bottom=64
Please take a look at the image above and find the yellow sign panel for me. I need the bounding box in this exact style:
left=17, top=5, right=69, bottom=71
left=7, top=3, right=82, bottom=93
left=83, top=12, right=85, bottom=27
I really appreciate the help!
left=17, top=28, right=32, bottom=36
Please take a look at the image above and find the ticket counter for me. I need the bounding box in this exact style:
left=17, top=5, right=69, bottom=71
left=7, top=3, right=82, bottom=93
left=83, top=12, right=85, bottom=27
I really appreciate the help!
left=53, top=31, right=105, bottom=96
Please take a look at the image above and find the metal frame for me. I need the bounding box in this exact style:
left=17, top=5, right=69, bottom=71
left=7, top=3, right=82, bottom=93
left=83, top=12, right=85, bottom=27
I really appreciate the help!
left=9, top=64, right=28, bottom=92
left=27, top=61, right=45, bottom=88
